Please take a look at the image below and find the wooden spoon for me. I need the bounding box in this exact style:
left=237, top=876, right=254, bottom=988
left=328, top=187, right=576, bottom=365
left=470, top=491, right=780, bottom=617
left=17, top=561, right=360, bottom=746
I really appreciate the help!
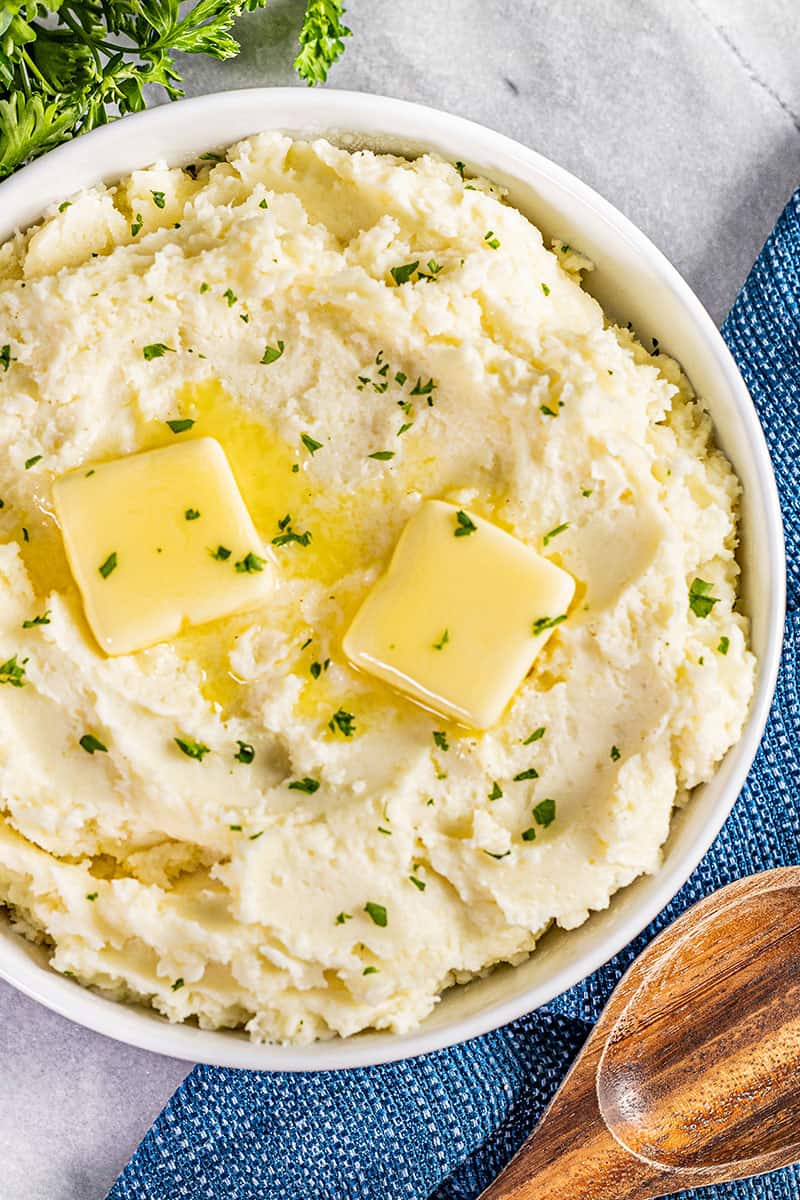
left=480, top=867, right=800, bottom=1200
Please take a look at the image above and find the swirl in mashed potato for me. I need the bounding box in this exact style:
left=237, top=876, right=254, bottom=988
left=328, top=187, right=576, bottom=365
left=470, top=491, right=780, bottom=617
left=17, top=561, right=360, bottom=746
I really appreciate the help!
left=0, top=134, right=754, bottom=1042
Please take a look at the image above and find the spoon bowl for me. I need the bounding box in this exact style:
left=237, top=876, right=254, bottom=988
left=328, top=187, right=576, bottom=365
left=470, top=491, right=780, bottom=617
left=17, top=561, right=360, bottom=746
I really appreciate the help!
left=481, top=868, right=800, bottom=1200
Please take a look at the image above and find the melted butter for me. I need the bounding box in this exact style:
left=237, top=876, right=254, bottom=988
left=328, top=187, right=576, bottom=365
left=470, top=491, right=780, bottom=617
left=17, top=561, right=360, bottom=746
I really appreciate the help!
left=172, top=613, right=252, bottom=715
left=12, top=503, right=74, bottom=599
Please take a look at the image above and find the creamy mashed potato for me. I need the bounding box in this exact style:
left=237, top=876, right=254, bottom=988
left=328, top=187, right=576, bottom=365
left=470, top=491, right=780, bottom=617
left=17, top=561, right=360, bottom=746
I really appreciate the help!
left=0, top=134, right=754, bottom=1042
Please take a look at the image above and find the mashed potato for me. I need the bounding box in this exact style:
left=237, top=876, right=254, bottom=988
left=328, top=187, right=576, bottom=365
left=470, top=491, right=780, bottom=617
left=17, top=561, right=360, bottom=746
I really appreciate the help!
left=0, top=134, right=754, bottom=1042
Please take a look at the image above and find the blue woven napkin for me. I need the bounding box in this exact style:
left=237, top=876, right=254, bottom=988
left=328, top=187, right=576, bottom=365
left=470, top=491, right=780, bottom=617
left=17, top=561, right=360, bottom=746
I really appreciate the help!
left=107, top=189, right=800, bottom=1200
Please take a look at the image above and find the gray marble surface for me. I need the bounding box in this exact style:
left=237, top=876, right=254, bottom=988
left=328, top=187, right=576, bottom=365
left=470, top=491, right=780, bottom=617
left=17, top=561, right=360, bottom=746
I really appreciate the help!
left=3, top=3, right=799, bottom=1198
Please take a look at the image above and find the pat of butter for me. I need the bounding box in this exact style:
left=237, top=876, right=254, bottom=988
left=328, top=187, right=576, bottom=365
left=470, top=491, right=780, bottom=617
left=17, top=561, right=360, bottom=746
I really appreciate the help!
left=343, top=500, right=575, bottom=728
left=53, top=437, right=272, bottom=656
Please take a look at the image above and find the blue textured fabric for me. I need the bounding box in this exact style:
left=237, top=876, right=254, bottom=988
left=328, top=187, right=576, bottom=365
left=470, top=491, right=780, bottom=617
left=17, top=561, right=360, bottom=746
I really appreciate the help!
left=107, top=190, right=800, bottom=1200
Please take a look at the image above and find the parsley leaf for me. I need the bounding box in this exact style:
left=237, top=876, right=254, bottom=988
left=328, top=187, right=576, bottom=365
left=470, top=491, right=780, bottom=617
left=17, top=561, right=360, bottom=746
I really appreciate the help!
left=24, top=455, right=42, bottom=470
left=454, top=510, right=477, bottom=537
left=532, top=614, right=567, bottom=635
left=533, top=798, right=556, bottom=827
left=484, top=231, right=501, bottom=249
left=689, top=577, right=720, bottom=618
left=433, top=730, right=449, bottom=752
left=261, top=340, right=285, bottom=364
left=98, top=552, right=118, bottom=579
left=143, top=343, right=174, bottom=360
left=368, top=451, right=395, bottom=461
left=718, top=635, right=730, bottom=655
left=543, top=522, right=569, bottom=546
left=22, top=611, right=50, bottom=628
left=0, top=654, right=27, bottom=687
left=288, top=777, right=321, bottom=793
left=184, top=508, right=201, bottom=521
left=488, top=781, right=503, bottom=801
left=390, top=260, right=419, bottom=285
left=523, top=727, right=546, bottom=744
left=610, top=745, right=621, bottom=762
left=514, top=768, right=539, bottom=781
left=301, top=432, right=323, bottom=455
left=329, top=709, right=356, bottom=737
left=151, top=190, right=166, bottom=209
left=294, top=0, right=352, bottom=85
left=234, top=551, right=266, bottom=574
left=166, top=418, right=194, bottom=433
left=210, top=545, right=232, bottom=561
left=79, top=734, right=108, bottom=755
left=364, top=901, right=387, bottom=927
left=174, top=737, right=210, bottom=761
left=432, top=629, right=450, bottom=650
left=234, top=741, right=255, bottom=764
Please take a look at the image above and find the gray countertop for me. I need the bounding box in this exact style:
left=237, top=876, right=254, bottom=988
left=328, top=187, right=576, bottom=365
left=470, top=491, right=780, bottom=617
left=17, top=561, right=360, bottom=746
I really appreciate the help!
left=3, top=2, right=799, bottom=1197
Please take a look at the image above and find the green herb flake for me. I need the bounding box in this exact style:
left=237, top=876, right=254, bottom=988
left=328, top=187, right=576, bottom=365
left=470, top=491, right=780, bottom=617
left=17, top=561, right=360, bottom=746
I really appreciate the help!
left=377, top=826, right=391, bottom=836
left=131, top=213, right=143, bottom=236
left=410, top=376, right=436, bottom=398
left=151, top=190, right=166, bottom=209
left=249, top=831, right=263, bottom=840
left=0, top=655, right=27, bottom=687
left=432, top=629, right=450, bottom=651
left=24, top=455, right=42, bottom=470
left=174, top=737, right=211, bottom=761
left=581, top=488, right=593, bottom=497
left=229, top=824, right=242, bottom=831
left=455, top=161, right=465, bottom=179
left=335, top=911, right=352, bottom=925
left=58, top=200, right=71, bottom=213
left=22, top=611, right=50, bottom=628
left=234, top=741, right=255, bottom=764
left=523, top=727, right=546, bottom=744
left=484, top=231, right=501, bottom=249
left=329, top=709, right=356, bottom=738
left=362, top=965, right=379, bottom=975
left=0, top=345, right=12, bottom=371
left=235, top=551, right=266, bottom=574
left=301, top=432, right=323, bottom=455
left=390, top=260, right=419, bottom=286
left=433, top=730, right=449, bottom=752
left=98, top=552, right=118, bottom=579
left=454, top=510, right=477, bottom=538
left=718, top=636, right=730, bottom=655
left=488, top=781, right=503, bottom=801
left=368, top=450, right=395, bottom=461
left=171, top=978, right=184, bottom=991
left=689, top=577, right=720, bottom=619
left=514, top=767, right=539, bottom=782
left=521, top=827, right=537, bottom=842
left=272, top=515, right=312, bottom=548
left=483, top=849, right=511, bottom=860
left=184, top=508, right=201, bottom=521
left=200, top=282, right=211, bottom=294
left=541, top=282, right=551, bottom=296
left=86, top=892, right=98, bottom=901
left=543, top=522, right=569, bottom=547
left=397, top=422, right=413, bottom=436
left=261, top=340, right=285, bottom=365
left=259, top=198, right=269, bottom=209
left=144, top=343, right=174, bottom=361
left=288, top=777, right=321, bottom=793
left=222, top=287, right=237, bottom=306
left=79, top=733, right=108, bottom=754
left=610, top=745, right=621, bottom=762
left=532, top=614, right=567, bottom=635
left=364, top=901, right=387, bottom=927
left=210, top=545, right=232, bottom=561
left=540, top=404, right=558, bottom=417
left=409, top=875, right=426, bottom=891
left=395, top=371, right=407, bottom=386
left=533, top=797, right=556, bottom=827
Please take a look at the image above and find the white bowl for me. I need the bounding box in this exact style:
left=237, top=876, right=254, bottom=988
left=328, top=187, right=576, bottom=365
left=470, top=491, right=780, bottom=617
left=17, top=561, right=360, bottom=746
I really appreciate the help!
left=0, top=88, right=784, bottom=1070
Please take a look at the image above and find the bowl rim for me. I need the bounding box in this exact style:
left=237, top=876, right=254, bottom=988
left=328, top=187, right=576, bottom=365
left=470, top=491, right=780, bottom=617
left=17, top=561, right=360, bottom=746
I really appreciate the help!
left=0, top=86, right=786, bottom=1071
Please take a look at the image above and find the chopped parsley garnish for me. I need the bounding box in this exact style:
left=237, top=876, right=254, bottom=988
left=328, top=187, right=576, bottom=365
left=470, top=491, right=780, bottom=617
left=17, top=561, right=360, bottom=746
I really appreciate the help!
left=98, top=552, right=118, bottom=579
left=541, top=282, right=551, bottom=296
left=171, top=978, right=184, bottom=991
left=58, top=200, right=71, bottom=213
left=184, top=508, right=201, bottom=521
left=433, top=730, right=449, bottom=751
left=24, top=455, right=42, bottom=469
left=131, top=213, right=143, bottom=236
left=174, top=737, right=211, bottom=761
left=200, top=282, right=211, bottom=293
left=259, top=198, right=269, bottom=209
left=301, top=432, right=323, bottom=455
left=21, top=527, right=28, bottom=542
left=488, top=781, right=503, bottom=801
left=418, top=259, right=443, bottom=281
left=0, top=655, right=27, bottom=687
left=718, top=636, right=730, bottom=655
left=689, top=578, right=719, bottom=618
left=79, top=734, right=108, bottom=754
left=483, top=849, right=511, bottom=860
left=521, top=827, right=537, bottom=841
left=272, top=514, right=312, bottom=548
left=409, top=874, right=426, bottom=892
left=410, top=376, right=436, bottom=398
left=540, top=404, right=557, bottom=417
left=523, top=727, right=546, bottom=744
left=229, top=824, right=242, bottom=831
left=335, top=911, right=352, bottom=924
left=533, top=797, right=556, bottom=827
left=390, top=260, right=419, bottom=285
left=300, top=636, right=313, bottom=650
left=397, top=422, right=413, bottom=436
left=86, top=892, right=98, bottom=901
left=484, top=231, right=500, bottom=249
left=261, top=340, right=285, bottom=364
left=395, top=371, right=407, bottom=386
left=143, top=343, right=174, bottom=360
left=532, top=614, right=567, bottom=635
left=514, top=767, right=539, bottom=781
left=234, top=741, right=255, bottom=764
left=199, top=152, right=223, bottom=162
left=222, top=287, right=237, bottom=306
left=363, top=966, right=379, bottom=975
left=377, top=826, right=391, bottom=836
left=581, top=488, right=593, bottom=497
left=455, top=160, right=465, bottom=178
left=288, top=777, right=320, bottom=793
left=432, top=629, right=450, bottom=651
left=610, top=745, right=621, bottom=762
left=543, top=522, right=569, bottom=546
left=368, top=450, right=395, bottom=461
left=165, top=418, right=195, bottom=436
left=235, top=551, right=266, bottom=574
left=22, top=612, right=50, bottom=628
left=249, top=831, right=263, bottom=840
left=364, top=901, right=387, bottom=927
left=151, top=190, right=166, bottom=209
left=329, top=709, right=356, bottom=737
left=454, top=510, right=477, bottom=538
left=0, top=344, right=11, bottom=371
